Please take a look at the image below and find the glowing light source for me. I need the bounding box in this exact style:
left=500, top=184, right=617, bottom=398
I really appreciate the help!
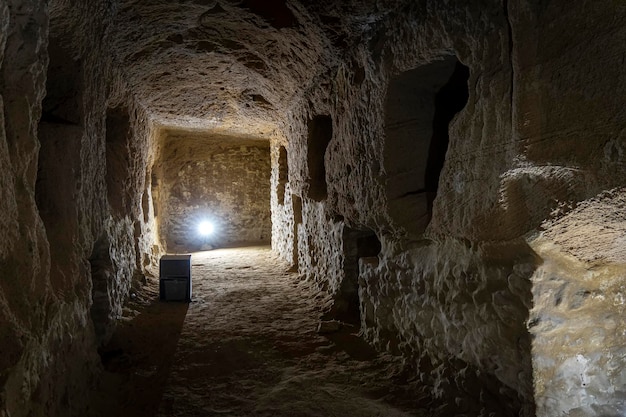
left=198, top=221, right=214, bottom=236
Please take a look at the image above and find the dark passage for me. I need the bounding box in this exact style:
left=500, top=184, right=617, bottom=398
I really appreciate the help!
left=424, top=62, right=470, bottom=217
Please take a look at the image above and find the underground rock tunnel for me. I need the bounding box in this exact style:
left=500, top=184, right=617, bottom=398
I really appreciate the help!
left=1, top=0, right=626, bottom=416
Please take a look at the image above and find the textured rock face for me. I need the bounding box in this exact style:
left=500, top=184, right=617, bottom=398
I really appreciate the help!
left=0, top=1, right=107, bottom=416
left=271, top=1, right=626, bottom=415
left=511, top=2, right=626, bottom=414
left=271, top=1, right=538, bottom=413
left=528, top=190, right=626, bottom=416
left=1, top=0, right=626, bottom=416
left=153, top=130, right=271, bottom=251
left=1, top=0, right=157, bottom=415
left=109, top=0, right=332, bottom=136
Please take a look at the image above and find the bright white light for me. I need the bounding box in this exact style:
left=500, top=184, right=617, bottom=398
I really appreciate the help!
left=198, top=221, right=214, bottom=236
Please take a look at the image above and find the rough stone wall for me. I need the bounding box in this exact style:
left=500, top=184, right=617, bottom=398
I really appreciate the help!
left=1, top=1, right=99, bottom=415
left=271, top=1, right=536, bottom=414
left=133, top=121, right=163, bottom=277
left=271, top=1, right=626, bottom=415
left=270, top=141, right=297, bottom=264
left=1, top=0, right=625, bottom=415
left=511, top=2, right=626, bottom=415
left=359, top=239, right=537, bottom=414
left=0, top=0, right=159, bottom=415
left=529, top=190, right=626, bottom=416
left=154, top=132, right=271, bottom=252
left=91, top=100, right=161, bottom=344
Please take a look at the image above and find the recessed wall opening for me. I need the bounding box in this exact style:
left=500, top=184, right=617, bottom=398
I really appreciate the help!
left=89, top=234, right=115, bottom=345
left=277, top=145, right=288, bottom=205
left=153, top=131, right=271, bottom=252
left=426, top=61, right=470, bottom=216
left=151, top=171, right=160, bottom=219
left=384, top=55, right=469, bottom=236
left=291, top=194, right=302, bottom=268
left=141, top=173, right=150, bottom=224
left=105, top=107, right=133, bottom=218
left=306, top=115, right=333, bottom=201
left=35, top=31, right=83, bottom=297
left=325, top=227, right=381, bottom=324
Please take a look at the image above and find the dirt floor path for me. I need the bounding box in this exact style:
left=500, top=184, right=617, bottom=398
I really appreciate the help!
left=93, top=246, right=430, bottom=417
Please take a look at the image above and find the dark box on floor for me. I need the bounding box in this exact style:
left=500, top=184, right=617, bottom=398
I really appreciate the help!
left=160, top=254, right=192, bottom=302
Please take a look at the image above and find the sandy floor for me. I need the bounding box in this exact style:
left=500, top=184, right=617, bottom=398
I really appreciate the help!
left=90, top=246, right=433, bottom=417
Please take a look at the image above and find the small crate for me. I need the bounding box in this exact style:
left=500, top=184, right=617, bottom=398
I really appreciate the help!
left=159, top=255, right=192, bottom=302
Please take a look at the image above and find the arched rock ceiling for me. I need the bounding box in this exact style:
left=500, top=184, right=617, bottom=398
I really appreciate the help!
left=110, top=0, right=395, bottom=137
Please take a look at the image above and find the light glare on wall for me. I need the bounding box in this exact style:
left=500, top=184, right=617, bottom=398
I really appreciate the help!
left=198, top=220, right=215, bottom=236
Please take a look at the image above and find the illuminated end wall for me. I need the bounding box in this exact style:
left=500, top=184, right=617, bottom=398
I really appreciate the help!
left=153, top=132, right=271, bottom=252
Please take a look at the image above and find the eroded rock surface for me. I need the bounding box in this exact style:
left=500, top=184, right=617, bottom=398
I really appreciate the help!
left=1, top=0, right=625, bottom=416
left=528, top=189, right=626, bottom=416
left=153, top=130, right=271, bottom=251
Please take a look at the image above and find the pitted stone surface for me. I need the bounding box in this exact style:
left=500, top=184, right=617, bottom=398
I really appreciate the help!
left=2, top=1, right=626, bottom=416
left=153, top=131, right=271, bottom=251
left=109, top=0, right=333, bottom=136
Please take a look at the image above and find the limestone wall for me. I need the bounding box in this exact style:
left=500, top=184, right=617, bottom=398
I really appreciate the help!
left=270, top=141, right=297, bottom=264
left=0, top=1, right=159, bottom=415
left=154, top=132, right=271, bottom=251
left=270, top=1, right=626, bottom=415
left=1, top=1, right=99, bottom=415
left=270, top=1, right=535, bottom=413
left=514, top=2, right=626, bottom=414
left=1, top=0, right=625, bottom=416
left=529, top=202, right=626, bottom=416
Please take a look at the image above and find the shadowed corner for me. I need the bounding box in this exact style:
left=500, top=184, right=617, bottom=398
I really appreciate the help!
left=92, top=298, right=189, bottom=417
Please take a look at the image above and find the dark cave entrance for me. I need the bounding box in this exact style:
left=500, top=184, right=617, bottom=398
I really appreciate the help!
left=384, top=55, right=469, bottom=237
